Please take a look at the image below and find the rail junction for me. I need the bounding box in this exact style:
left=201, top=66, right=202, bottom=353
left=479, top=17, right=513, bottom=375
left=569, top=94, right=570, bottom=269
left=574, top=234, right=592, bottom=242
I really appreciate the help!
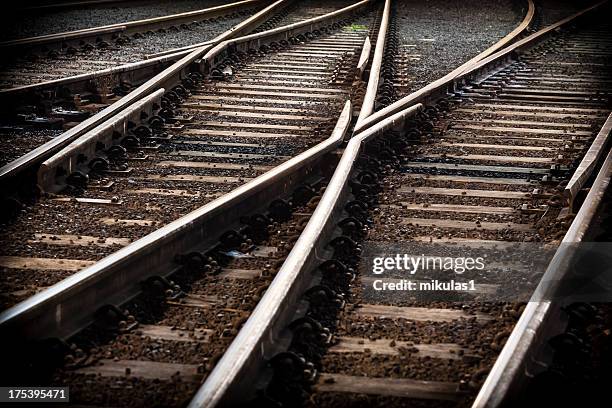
left=0, top=0, right=611, bottom=406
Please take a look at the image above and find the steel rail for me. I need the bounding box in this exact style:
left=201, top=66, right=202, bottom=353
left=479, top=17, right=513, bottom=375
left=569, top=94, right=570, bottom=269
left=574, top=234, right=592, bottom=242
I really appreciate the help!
left=0, top=0, right=288, bottom=187
left=190, top=102, right=422, bottom=407
left=0, top=0, right=269, bottom=51
left=0, top=0, right=373, bottom=388
left=20, top=0, right=130, bottom=11
left=147, top=0, right=374, bottom=60
left=0, top=0, right=288, bottom=101
left=0, top=0, right=374, bottom=375
left=564, top=113, right=612, bottom=212
left=200, top=0, right=373, bottom=75
left=31, top=0, right=373, bottom=192
left=452, top=0, right=535, bottom=77
left=355, top=36, right=372, bottom=78
left=353, top=0, right=538, bottom=134
left=473, top=147, right=612, bottom=408
left=459, top=0, right=607, bottom=81
left=0, top=0, right=367, bottom=98
left=37, top=89, right=166, bottom=192
left=0, top=0, right=370, bottom=380
left=0, top=47, right=192, bottom=98
left=355, top=0, right=389, bottom=127
left=0, top=100, right=352, bottom=342
left=189, top=4, right=611, bottom=406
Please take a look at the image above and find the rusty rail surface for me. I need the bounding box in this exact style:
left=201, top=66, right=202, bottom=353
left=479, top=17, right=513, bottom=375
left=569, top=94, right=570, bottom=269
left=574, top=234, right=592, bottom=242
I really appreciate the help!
left=0, top=2, right=372, bottom=395
left=355, top=36, right=372, bottom=78
left=199, top=0, right=373, bottom=76
left=355, top=0, right=390, bottom=126
left=0, top=1, right=373, bottom=393
left=188, top=103, right=421, bottom=407
left=37, top=89, right=166, bottom=192
left=31, top=0, right=371, bottom=193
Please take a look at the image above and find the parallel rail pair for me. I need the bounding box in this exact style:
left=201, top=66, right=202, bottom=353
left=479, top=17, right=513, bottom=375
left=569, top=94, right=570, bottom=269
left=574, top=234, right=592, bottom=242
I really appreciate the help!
left=1, top=0, right=610, bottom=406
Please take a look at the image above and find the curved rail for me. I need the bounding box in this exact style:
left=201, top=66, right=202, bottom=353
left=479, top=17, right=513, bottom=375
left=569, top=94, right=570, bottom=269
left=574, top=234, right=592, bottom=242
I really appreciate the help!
left=452, top=0, right=535, bottom=77
left=0, top=0, right=268, bottom=51
left=473, top=147, right=612, bottom=408
left=0, top=0, right=286, bottom=188
left=31, top=0, right=371, bottom=192
left=190, top=101, right=422, bottom=407
left=564, top=113, right=612, bottom=211
left=353, top=0, right=537, bottom=134
left=0, top=1, right=375, bottom=397
left=0, top=100, right=352, bottom=341
left=0, top=0, right=288, bottom=101
left=355, top=0, right=390, bottom=126
left=0, top=0, right=369, bottom=98
left=148, top=0, right=373, bottom=59
left=200, top=0, right=373, bottom=75
left=185, top=3, right=611, bottom=406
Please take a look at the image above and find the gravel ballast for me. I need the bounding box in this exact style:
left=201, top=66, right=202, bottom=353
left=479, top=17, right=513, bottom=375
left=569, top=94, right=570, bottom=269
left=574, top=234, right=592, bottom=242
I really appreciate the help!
left=1, top=0, right=232, bottom=40
left=392, top=0, right=522, bottom=98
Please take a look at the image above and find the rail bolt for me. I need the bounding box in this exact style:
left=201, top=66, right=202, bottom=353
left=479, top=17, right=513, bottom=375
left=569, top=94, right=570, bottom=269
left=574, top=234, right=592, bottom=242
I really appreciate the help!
left=289, top=316, right=331, bottom=346
left=88, top=157, right=109, bottom=174
left=269, top=199, right=293, bottom=222
left=175, top=251, right=208, bottom=271
left=132, top=125, right=152, bottom=139
left=93, top=304, right=138, bottom=333
left=120, top=135, right=140, bottom=150
left=148, top=115, right=165, bottom=129
left=338, top=217, right=363, bottom=237
left=328, top=236, right=359, bottom=258
left=269, top=352, right=309, bottom=382
left=305, top=284, right=345, bottom=310
left=219, top=230, right=244, bottom=249
left=106, top=145, right=127, bottom=161
left=141, top=275, right=184, bottom=299
left=66, top=171, right=89, bottom=189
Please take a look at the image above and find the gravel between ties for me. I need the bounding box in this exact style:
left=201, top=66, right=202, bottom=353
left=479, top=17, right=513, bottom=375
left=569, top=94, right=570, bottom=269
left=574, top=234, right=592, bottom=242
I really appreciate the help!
left=1, top=0, right=231, bottom=40
left=393, top=0, right=522, bottom=98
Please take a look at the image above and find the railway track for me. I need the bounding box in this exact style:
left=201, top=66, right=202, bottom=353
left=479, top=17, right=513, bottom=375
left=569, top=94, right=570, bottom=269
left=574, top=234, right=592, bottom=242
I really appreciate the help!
left=0, top=1, right=610, bottom=407
left=0, top=0, right=265, bottom=90
left=269, top=6, right=611, bottom=408
left=0, top=0, right=366, bottom=208
left=0, top=0, right=359, bottom=165
left=382, top=0, right=532, bottom=102
left=0, top=2, right=377, bottom=405
left=0, top=4, right=373, bottom=307
left=26, top=129, right=348, bottom=406
left=0, top=0, right=284, bottom=193
left=0, top=0, right=361, bottom=91
left=304, top=19, right=611, bottom=408
left=178, top=3, right=608, bottom=407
